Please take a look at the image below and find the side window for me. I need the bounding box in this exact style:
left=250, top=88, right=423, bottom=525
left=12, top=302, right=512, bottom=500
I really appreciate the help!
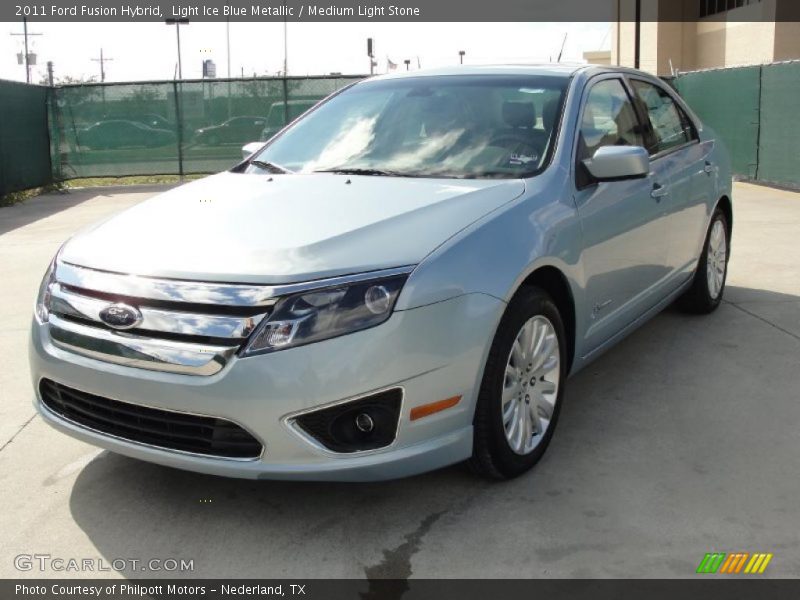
left=578, top=79, right=644, bottom=161
left=576, top=78, right=644, bottom=187
left=630, top=79, right=696, bottom=155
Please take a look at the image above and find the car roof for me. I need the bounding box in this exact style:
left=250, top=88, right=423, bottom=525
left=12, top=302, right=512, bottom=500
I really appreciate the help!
left=366, top=63, right=656, bottom=82
left=370, top=64, right=585, bottom=80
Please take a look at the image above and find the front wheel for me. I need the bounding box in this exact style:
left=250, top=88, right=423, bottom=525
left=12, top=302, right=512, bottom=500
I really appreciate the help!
left=469, top=286, right=567, bottom=480
left=679, top=207, right=730, bottom=314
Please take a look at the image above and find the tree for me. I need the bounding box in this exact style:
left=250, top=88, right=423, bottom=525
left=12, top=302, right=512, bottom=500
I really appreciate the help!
left=38, top=73, right=99, bottom=86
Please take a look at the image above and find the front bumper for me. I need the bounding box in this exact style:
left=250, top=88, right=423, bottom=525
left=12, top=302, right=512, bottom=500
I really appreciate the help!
left=30, top=293, right=504, bottom=481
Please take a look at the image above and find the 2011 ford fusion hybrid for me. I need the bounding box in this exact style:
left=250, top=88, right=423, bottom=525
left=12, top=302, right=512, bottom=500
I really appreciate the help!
left=30, top=65, right=732, bottom=481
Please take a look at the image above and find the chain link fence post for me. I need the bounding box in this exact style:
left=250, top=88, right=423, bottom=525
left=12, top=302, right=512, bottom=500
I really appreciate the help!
left=173, top=80, right=185, bottom=180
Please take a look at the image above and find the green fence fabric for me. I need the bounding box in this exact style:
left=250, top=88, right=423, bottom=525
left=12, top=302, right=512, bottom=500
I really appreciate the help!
left=50, top=76, right=362, bottom=180
left=0, top=79, right=52, bottom=197
left=674, top=66, right=761, bottom=179
left=757, top=62, right=800, bottom=187
left=675, top=61, right=800, bottom=188
left=4, top=69, right=799, bottom=194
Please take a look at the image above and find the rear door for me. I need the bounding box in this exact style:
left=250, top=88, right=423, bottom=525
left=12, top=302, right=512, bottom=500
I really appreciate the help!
left=573, top=75, right=670, bottom=353
left=628, top=77, right=710, bottom=282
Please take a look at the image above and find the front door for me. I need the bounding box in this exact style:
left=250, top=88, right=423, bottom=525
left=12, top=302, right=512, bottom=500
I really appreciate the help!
left=573, top=76, right=671, bottom=353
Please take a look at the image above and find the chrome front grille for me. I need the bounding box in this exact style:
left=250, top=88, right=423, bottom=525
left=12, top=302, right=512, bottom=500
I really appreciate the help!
left=47, top=261, right=277, bottom=376
left=50, top=285, right=265, bottom=341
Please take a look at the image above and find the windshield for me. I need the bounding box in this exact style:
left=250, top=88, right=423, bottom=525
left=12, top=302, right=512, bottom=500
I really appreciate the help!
left=246, top=75, right=569, bottom=179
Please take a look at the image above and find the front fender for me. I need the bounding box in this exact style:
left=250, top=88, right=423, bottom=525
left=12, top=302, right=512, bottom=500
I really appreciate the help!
left=397, top=168, right=584, bottom=312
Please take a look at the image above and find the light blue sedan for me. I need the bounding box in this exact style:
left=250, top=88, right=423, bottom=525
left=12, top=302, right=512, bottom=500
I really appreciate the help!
left=30, top=65, right=732, bottom=481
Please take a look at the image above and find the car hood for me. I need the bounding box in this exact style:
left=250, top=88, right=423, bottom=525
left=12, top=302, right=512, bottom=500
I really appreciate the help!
left=60, top=171, right=525, bottom=284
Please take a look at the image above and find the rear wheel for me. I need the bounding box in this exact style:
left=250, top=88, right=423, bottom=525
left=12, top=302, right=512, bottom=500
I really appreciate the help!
left=679, top=207, right=729, bottom=314
left=469, top=286, right=567, bottom=479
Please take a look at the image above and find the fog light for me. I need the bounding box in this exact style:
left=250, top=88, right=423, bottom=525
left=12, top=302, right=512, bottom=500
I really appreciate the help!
left=355, top=412, right=375, bottom=433
left=294, top=388, right=402, bottom=453
left=364, top=285, right=391, bottom=314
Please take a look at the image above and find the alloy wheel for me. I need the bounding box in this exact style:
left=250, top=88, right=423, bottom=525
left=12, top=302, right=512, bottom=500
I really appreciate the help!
left=706, top=219, right=727, bottom=300
left=501, top=315, right=560, bottom=455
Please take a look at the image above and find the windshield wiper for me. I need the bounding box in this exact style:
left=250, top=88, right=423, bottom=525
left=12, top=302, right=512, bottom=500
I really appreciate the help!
left=313, top=167, right=411, bottom=177
left=314, top=167, right=518, bottom=180
left=250, top=160, right=292, bottom=174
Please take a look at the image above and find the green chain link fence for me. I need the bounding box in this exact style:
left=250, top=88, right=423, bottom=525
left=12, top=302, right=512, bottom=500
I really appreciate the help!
left=756, top=61, right=800, bottom=187
left=49, top=75, right=363, bottom=181
left=0, top=79, right=52, bottom=198
left=674, top=60, right=800, bottom=188
left=3, top=67, right=799, bottom=198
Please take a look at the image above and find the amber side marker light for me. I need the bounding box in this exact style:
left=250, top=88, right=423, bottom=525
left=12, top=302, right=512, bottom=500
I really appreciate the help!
left=410, top=395, right=462, bottom=421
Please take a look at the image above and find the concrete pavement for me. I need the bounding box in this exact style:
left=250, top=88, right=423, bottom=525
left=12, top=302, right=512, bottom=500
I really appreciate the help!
left=0, top=182, right=798, bottom=579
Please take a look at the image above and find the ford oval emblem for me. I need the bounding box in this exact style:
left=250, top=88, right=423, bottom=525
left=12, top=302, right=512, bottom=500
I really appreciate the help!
left=99, top=303, right=142, bottom=330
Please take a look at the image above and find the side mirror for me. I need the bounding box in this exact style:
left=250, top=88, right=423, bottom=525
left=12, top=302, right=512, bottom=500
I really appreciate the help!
left=241, top=142, right=263, bottom=160
left=583, top=146, right=649, bottom=181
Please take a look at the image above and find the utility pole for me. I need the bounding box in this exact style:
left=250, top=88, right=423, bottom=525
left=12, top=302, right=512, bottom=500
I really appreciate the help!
left=367, top=38, right=375, bottom=75
left=10, top=17, right=42, bottom=83
left=46, top=61, right=54, bottom=86
left=226, top=17, right=232, bottom=118
left=90, top=48, right=113, bottom=82
left=634, top=0, right=642, bottom=69
left=226, top=17, right=231, bottom=78
left=459, top=50, right=465, bottom=64
left=283, top=1, right=289, bottom=75
left=165, top=18, right=189, bottom=79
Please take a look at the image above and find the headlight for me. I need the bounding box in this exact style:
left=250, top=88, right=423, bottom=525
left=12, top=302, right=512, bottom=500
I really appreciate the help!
left=35, top=255, right=58, bottom=323
left=241, top=274, right=408, bottom=356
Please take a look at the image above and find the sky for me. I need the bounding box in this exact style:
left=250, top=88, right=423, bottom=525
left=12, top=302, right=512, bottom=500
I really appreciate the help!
left=0, top=21, right=611, bottom=84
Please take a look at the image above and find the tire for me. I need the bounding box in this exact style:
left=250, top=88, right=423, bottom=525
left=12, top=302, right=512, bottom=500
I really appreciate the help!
left=678, top=207, right=730, bottom=314
left=469, top=286, right=567, bottom=480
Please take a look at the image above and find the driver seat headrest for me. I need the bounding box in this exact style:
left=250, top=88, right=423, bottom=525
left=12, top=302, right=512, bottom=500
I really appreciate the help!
left=542, top=99, right=559, bottom=132
left=502, top=101, right=536, bottom=129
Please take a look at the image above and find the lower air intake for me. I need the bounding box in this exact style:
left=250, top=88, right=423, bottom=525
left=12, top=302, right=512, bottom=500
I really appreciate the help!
left=39, top=379, right=262, bottom=459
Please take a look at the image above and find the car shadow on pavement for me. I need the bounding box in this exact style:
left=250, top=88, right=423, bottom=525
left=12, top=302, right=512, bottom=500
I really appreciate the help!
left=68, top=450, right=489, bottom=579
left=0, top=185, right=176, bottom=236
left=65, top=286, right=800, bottom=579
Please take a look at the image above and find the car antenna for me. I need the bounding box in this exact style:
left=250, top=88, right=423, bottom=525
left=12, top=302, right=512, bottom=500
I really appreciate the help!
left=557, top=33, right=567, bottom=63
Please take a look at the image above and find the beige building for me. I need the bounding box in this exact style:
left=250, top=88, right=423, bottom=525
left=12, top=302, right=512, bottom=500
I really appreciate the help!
left=582, top=50, right=613, bottom=66
left=599, top=0, right=800, bottom=75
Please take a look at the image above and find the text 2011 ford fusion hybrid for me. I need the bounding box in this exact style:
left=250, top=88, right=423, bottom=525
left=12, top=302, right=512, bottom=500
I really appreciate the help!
left=30, top=65, right=732, bottom=481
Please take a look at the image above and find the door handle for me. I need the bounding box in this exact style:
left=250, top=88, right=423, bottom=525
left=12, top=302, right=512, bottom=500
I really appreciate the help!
left=704, top=161, right=716, bottom=174
left=651, top=183, right=670, bottom=200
